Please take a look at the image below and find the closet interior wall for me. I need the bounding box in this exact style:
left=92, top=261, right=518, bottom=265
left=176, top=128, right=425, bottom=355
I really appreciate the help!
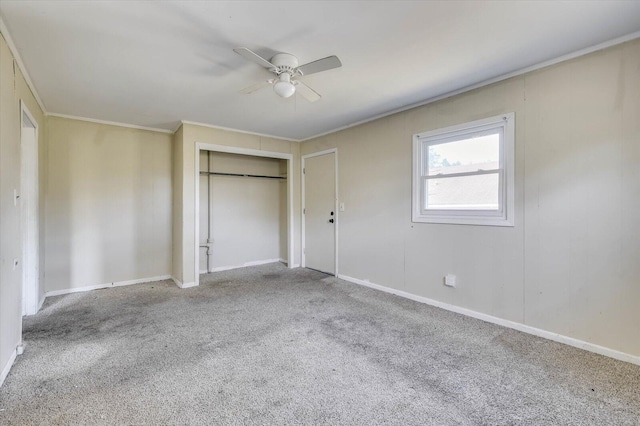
left=199, top=151, right=288, bottom=273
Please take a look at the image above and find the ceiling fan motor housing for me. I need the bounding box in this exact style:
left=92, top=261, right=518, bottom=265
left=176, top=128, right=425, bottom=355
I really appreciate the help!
left=270, top=53, right=299, bottom=75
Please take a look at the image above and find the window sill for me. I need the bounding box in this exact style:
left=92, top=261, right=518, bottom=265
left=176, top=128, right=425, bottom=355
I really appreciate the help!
left=412, top=213, right=514, bottom=227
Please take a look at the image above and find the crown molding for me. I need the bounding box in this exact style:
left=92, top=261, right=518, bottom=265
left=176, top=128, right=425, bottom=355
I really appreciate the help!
left=180, top=120, right=299, bottom=142
left=0, top=14, right=47, bottom=114
left=2, top=8, right=637, bottom=144
left=300, top=30, right=640, bottom=142
left=47, top=113, right=175, bottom=134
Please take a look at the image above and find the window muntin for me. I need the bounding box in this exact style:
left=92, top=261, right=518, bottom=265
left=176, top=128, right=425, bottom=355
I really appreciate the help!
left=412, top=113, right=514, bottom=226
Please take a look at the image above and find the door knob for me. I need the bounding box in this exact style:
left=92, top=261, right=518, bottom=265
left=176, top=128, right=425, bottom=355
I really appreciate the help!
left=329, top=219, right=334, bottom=223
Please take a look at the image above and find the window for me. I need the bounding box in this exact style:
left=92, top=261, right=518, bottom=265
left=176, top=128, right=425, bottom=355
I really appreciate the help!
left=412, top=113, right=515, bottom=226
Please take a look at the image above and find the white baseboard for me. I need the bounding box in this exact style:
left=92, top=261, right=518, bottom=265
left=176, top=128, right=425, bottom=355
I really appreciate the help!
left=0, top=346, right=18, bottom=388
left=45, top=275, right=172, bottom=298
left=279, top=258, right=301, bottom=269
left=337, top=274, right=640, bottom=366
left=210, top=258, right=282, bottom=273
left=172, top=276, right=197, bottom=289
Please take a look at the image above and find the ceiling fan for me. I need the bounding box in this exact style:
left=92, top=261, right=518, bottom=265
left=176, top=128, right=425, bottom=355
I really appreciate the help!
left=233, top=47, right=342, bottom=102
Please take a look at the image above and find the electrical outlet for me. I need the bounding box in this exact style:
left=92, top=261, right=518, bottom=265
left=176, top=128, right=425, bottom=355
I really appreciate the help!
left=444, top=274, right=456, bottom=287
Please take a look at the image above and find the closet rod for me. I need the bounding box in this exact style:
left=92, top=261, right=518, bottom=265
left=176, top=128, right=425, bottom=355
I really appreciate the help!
left=199, top=171, right=286, bottom=180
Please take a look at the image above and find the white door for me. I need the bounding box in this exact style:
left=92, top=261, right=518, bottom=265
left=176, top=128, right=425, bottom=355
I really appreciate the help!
left=304, top=151, right=336, bottom=275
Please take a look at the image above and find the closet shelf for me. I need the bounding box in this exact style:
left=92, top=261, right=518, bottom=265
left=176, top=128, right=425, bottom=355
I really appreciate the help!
left=200, top=171, right=286, bottom=180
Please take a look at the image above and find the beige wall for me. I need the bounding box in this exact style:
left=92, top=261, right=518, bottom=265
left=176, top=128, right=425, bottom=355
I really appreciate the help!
left=199, top=152, right=286, bottom=271
left=45, top=116, right=172, bottom=292
left=302, top=39, right=640, bottom=357
left=174, top=123, right=301, bottom=285
left=0, top=34, right=46, bottom=380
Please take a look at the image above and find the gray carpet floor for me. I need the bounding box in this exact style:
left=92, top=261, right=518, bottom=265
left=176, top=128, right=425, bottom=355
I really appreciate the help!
left=0, top=263, right=638, bottom=425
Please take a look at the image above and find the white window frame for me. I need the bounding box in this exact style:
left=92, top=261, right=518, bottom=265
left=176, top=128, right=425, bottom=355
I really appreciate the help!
left=412, top=113, right=515, bottom=226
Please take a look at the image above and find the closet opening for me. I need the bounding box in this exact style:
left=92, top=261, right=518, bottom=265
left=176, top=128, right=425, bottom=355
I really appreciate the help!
left=194, top=143, right=294, bottom=286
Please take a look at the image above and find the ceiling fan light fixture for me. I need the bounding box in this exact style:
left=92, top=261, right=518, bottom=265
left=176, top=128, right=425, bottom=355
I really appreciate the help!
left=235, top=47, right=341, bottom=102
left=273, top=73, right=296, bottom=98
left=273, top=80, right=296, bottom=98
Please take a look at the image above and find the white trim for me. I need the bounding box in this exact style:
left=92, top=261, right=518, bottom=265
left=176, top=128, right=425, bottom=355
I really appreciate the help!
left=412, top=113, right=515, bottom=227
left=301, top=148, right=339, bottom=276
left=172, top=276, right=197, bottom=289
left=180, top=282, right=197, bottom=288
left=0, top=346, right=18, bottom=387
left=194, top=143, right=295, bottom=288
left=195, top=143, right=294, bottom=160
left=337, top=274, right=640, bottom=366
left=20, top=100, right=40, bottom=315
left=301, top=148, right=338, bottom=160
left=45, top=275, right=172, bottom=298
left=278, top=259, right=300, bottom=268
left=0, top=16, right=47, bottom=113
left=181, top=120, right=299, bottom=142
left=300, top=31, right=640, bottom=142
left=20, top=99, right=38, bottom=127
left=47, top=113, right=174, bottom=134
left=207, top=259, right=283, bottom=273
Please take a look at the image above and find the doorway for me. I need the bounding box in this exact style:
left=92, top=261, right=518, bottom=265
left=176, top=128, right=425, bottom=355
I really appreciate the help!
left=302, top=149, right=338, bottom=275
left=198, top=151, right=288, bottom=273
left=20, top=101, right=39, bottom=316
left=194, top=143, right=294, bottom=287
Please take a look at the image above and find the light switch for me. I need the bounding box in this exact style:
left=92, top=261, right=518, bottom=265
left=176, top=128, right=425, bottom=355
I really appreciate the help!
left=339, top=202, right=345, bottom=212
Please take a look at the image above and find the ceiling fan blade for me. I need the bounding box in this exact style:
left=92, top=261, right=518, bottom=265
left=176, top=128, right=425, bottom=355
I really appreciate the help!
left=294, top=80, right=321, bottom=103
left=233, top=47, right=276, bottom=69
left=296, top=55, right=342, bottom=76
left=239, top=79, right=274, bottom=94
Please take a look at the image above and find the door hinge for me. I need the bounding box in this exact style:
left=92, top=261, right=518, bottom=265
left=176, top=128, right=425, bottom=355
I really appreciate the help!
left=303, top=168, right=305, bottom=174
left=303, top=208, right=305, bottom=215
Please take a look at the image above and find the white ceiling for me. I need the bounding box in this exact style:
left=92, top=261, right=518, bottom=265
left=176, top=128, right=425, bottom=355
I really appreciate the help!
left=1, top=1, right=639, bottom=140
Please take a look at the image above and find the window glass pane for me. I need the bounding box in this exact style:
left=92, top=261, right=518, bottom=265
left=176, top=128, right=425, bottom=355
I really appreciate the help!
left=425, top=173, right=500, bottom=210
left=427, top=131, right=500, bottom=176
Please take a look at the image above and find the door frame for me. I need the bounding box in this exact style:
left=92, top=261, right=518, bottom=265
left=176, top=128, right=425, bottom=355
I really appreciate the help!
left=194, top=143, right=294, bottom=287
left=20, top=100, right=39, bottom=316
left=301, top=148, right=338, bottom=276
